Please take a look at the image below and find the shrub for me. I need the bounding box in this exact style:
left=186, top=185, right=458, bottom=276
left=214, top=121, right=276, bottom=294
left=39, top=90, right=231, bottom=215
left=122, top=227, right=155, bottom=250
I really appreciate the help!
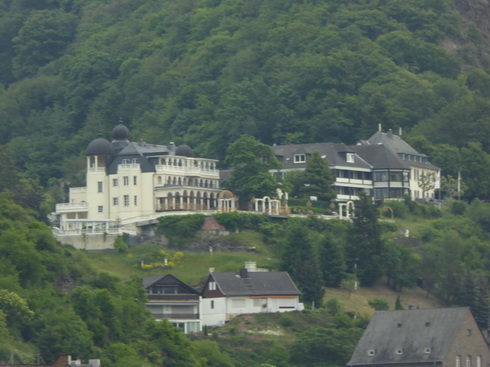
left=213, top=212, right=269, bottom=231
left=368, top=298, right=389, bottom=311
left=278, top=314, right=293, bottom=327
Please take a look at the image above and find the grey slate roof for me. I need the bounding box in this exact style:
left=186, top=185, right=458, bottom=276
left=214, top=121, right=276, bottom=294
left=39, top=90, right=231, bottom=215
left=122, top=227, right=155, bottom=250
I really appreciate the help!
left=210, top=271, right=301, bottom=296
left=351, top=145, right=411, bottom=170
left=363, top=132, right=439, bottom=170
left=367, top=131, right=421, bottom=156
left=272, top=142, right=372, bottom=170
left=347, top=308, right=472, bottom=366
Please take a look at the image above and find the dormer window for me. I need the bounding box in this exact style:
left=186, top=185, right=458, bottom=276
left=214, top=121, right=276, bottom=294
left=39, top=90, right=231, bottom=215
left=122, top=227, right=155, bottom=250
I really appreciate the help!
left=209, top=281, right=216, bottom=291
left=294, top=154, right=306, bottom=163
left=425, top=348, right=432, bottom=354
left=346, top=153, right=355, bottom=163
left=368, top=350, right=376, bottom=356
left=396, top=349, right=403, bottom=355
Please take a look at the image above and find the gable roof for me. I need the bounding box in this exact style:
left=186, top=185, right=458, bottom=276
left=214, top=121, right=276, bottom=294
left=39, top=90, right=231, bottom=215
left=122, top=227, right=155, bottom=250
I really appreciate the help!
left=209, top=270, right=301, bottom=297
left=348, top=308, right=473, bottom=366
left=143, top=274, right=200, bottom=294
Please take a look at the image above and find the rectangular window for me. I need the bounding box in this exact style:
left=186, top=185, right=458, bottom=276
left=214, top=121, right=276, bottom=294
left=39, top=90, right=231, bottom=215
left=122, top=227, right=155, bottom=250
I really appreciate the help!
left=112, top=178, right=118, bottom=187
left=232, top=299, right=246, bottom=308
left=209, top=281, right=216, bottom=291
left=374, top=171, right=388, bottom=182
left=113, top=197, right=119, bottom=206
left=122, top=159, right=130, bottom=164
left=123, top=176, right=129, bottom=185
left=346, top=153, right=355, bottom=163
left=134, top=196, right=138, bottom=206
left=467, top=356, right=472, bottom=367
left=98, top=205, right=103, bottom=213
left=97, top=181, right=103, bottom=193
left=294, top=154, right=306, bottom=163
left=211, top=300, right=214, bottom=309
left=124, top=195, right=130, bottom=206
left=133, top=176, right=138, bottom=185
left=456, top=356, right=461, bottom=367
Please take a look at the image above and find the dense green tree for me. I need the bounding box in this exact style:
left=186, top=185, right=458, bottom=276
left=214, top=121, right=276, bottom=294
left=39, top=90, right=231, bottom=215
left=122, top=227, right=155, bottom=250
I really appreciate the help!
left=290, top=327, right=363, bottom=367
left=224, top=135, right=281, bottom=208
left=297, top=152, right=337, bottom=202
left=12, top=9, right=77, bottom=78
left=319, top=233, right=346, bottom=287
left=281, top=221, right=324, bottom=306
left=347, top=193, right=385, bottom=287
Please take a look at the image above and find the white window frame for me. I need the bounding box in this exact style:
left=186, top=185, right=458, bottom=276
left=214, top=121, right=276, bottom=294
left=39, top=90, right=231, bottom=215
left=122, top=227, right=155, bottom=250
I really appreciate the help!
left=346, top=153, right=355, bottom=163
left=294, top=154, right=306, bottom=163
left=209, top=281, right=216, bottom=291
left=113, top=197, right=119, bottom=206
left=123, top=176, right=129, bottom=186
left=124, top=195, right=130, bottom=206
left=97, top=181, right=103, bottom=193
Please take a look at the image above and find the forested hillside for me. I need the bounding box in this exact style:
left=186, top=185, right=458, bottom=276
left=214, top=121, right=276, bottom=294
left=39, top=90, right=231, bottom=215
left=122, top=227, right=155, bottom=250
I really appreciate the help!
left=1, top=0, right=490, bottom=201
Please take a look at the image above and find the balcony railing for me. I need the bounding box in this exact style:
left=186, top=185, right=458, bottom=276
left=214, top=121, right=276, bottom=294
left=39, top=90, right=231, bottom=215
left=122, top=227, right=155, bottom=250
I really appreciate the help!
left=155, top=165, right=219, bottom=177
left=55, top=202, right=88, bottom=212
left=147, top=294, right=200, bottom=302
left=69, top=187, right=87, bottom=195
left=150, top=313, right=200, bottom=320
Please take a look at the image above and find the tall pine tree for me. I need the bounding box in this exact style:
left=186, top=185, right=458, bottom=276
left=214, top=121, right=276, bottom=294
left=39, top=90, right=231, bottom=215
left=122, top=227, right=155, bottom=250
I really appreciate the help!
left=281, top=220, right=324, bottom=306
left=347, top=192, right=385, bottom=287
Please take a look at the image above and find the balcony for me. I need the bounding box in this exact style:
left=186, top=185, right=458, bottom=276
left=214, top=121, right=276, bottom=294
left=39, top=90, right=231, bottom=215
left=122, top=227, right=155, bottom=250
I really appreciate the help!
left=118, top=163, right=140, bottom=170
left=150, top=313, right=200, bottom=320
left=55, top=202, right=88, bottom=213
left=155, top=165, right=219, bottom=178
left=69, top=187, right=87, bottom=195
left=147, top=294, right=200, bottom=302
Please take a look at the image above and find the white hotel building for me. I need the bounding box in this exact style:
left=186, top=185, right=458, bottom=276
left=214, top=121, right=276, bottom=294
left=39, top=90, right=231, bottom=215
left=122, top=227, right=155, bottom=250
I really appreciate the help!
left=55, top=124, right=232, bottom=236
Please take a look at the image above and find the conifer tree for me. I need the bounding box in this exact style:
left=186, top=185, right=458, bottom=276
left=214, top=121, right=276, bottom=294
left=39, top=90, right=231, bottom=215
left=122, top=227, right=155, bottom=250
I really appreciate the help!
left=281, top=221, right=324, bottom=306
left=299, top=152, right=337, bottom=202
left=347, top=192, right=385, bottom=287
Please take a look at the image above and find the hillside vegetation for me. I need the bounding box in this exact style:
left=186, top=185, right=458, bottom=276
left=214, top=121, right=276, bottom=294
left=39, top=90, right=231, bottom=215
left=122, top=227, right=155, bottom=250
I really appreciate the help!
left=1, top=0, right=490, bottom=205
left=2, top=0, right=490, bottom=366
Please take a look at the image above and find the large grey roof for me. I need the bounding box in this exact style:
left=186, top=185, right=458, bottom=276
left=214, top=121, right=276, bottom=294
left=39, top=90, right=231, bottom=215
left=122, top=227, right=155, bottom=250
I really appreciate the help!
left=211, top=271, right=301, bottom=296
left=272, top=142, right=372, bottom=170
left=367, top=132, right=421, bottom=156
left=348, top=308, right=472, bottom=366
left=363, top=132, right=439, bottom=170
left=351, top=145, right=411, bottom=170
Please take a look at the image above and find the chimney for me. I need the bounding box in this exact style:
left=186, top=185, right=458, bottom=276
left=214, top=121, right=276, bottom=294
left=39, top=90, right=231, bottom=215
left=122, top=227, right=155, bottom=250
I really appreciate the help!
left=378, top=123, right=382, bottom=132
left=239, top=268, right=249, bottom=278
left=387, top=129, right=393, bottom=137
left=399, top=127, right=402, bottom=136
left=209, top=267, right=215, bottom=273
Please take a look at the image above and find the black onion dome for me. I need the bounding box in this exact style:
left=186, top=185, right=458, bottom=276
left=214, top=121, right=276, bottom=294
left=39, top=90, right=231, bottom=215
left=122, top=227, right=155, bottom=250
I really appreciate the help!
left=112, top=124, right=130, bottom=141
left=86, top=135, right=114, bottom=156
left=175, top=143, right=194, bottom=157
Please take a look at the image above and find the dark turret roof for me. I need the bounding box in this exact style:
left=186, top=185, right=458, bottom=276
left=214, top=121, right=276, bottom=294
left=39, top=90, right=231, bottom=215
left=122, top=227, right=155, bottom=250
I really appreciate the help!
left=86, top=135, right=114, bottom=156
left=175, top=143, right=194, bottom=157
left=112, top=124, right=130, bottom=141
